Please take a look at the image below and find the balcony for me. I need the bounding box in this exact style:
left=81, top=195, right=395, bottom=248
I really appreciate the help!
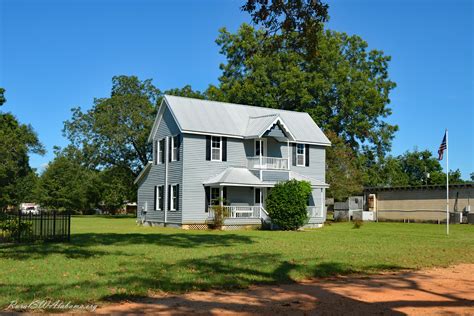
left=247, top=156, right=289, bottom=170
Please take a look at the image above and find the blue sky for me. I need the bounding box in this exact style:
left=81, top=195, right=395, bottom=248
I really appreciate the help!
left=1, top=0, right=473, bottom=179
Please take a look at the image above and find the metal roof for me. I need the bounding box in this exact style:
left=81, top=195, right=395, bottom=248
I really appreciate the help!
left=203, top=167, right=329, bottom=188
left=153, top=95, right=330, bottom=145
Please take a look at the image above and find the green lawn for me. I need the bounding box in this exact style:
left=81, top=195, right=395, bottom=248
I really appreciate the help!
left=1, top=216, right=474, bottom=307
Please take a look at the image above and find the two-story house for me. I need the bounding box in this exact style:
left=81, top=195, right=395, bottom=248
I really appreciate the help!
left=134, top=95, right=331, bottom=229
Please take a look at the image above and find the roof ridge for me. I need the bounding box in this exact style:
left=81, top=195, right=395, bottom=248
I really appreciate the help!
left=248, top=114, right=280, bottom=119
left=164, top=94, right=311, bottom=116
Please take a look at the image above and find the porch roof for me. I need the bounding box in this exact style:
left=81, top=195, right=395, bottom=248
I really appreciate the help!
left=203, top=167, right=273, bottom=187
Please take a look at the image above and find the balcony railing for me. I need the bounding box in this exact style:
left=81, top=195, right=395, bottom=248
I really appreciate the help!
left=208, top=205, right=263, bottom=219
left=247, top=156, right=289, bottom=170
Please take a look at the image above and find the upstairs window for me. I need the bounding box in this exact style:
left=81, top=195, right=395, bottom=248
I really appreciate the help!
left=296, top=143, right=305, bottom=166
left=171, top=135, right=179, bottom=161
left=158, top=139, right=165, bottom=164
left=211, top=136, right=222, bottom=161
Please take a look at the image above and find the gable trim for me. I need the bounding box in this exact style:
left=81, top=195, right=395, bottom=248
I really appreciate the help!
left=147, top=97, right=184, bottom=143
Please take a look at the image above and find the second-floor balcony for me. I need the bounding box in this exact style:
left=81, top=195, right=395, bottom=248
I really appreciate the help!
left=247, top=156, right=289, bottom=170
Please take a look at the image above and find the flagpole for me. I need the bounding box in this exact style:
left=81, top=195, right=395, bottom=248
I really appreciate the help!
left=446, top=129, right=449, bottom=236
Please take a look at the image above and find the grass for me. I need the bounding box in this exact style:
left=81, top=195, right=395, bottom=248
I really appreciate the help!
left=1, top=216, right=474, bottom=308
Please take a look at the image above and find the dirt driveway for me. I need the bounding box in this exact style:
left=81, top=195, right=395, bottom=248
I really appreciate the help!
left=98, top=264, right=474, bottom=315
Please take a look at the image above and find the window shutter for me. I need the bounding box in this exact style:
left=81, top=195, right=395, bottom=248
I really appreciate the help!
left=176, top=135, right=181, bottom=161
left=153, top=141, right=157, bottom=165
left=205, top=187, right=210, bottom=212
left=168, top=185, right=171, bottom=210
left=159, top=186, right=164, bottom=211
left=176, top=184, right=179, bottom=211
left=292, top=143, right=297, bottom=166
left=305, top=144, right=310, bottom=167
left=222, top=137, right=227, bottom=161
left=168, top=137, right=172, bottom=162
left=154, top=186, right=157, bottom=210
left=206, top=135, right=211, bottom=161
left=160, top=139, right=165, bottom=163
left=223, top=187, right=228, bottom=205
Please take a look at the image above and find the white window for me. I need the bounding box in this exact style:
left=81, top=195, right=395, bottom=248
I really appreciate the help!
left=210, top=187, right=220, bottom=205
left=170, top=185, right=178, bottom=211
left=296, top=143, right=305, bottom=166
left=158, top=139, right=165, bottom=164
left=254, top=139, right=266, bottom=156
left=171, top=136, right=179, bottom=161
left=211, top=136, right=222, bottom=161
left=155, top=186, right=163, bottom=210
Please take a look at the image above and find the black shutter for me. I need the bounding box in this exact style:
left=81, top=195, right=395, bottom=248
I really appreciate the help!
left=176, top=135, right=181, bottom=161
left=305, top=144, right=310, bottom=167
left=168, top=137, right=172, bottom=162
left=223, top=187, right=227, bottom=205
left=168, top=185, right=171, bottom=210
left=292, top=143, right=297, bottom=166
left=205, top=187, right=210, bottom=212
left=176, top=184, right=179, bottom=211
left=154, top=186, right=157, bottom=210
left=153, top=141, right=157, bottom=165
left=159, top=186, right=164, bottom=211
left=160, top=139, right=165, bottom=163
left=206, top=135, right=211, bottom=161
left=222, top=137, right=227, bottom=161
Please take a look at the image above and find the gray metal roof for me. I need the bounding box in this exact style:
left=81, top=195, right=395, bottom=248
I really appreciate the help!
left=159, top=95, right=331, bottom=145
left=203, top=167, right=329, bottom=188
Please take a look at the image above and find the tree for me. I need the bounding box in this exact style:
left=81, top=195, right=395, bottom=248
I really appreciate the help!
left=0, top=88, right=5, bottom=106
left=0, top=89, right=45, bottom=210
left=98, top=166, right=136, bottom=214
left=241, top=0, right=329, bottom=57
left=63, top=76, right=161, bottom=176
left=36, top=156, right=100, bottom=212
left=208, top=24, right=397, bottom=158
left=266, top=179, right=312, bottom=230
left=325, top=131, right=363, bottom=201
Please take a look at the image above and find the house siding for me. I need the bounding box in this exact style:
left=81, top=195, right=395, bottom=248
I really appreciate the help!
left=137, top=106, right=183, bottom=224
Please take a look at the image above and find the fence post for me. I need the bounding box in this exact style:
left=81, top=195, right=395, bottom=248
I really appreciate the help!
left=53, top=211, right=56, bottom=239
left=17, top=210, right=21, bottom=243
left=67, top=212, right=71, bottom=242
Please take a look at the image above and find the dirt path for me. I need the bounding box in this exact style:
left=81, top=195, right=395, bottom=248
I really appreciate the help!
left=97, top=264, right=474, bottom=315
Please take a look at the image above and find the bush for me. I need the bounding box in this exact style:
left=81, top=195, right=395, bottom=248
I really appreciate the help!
left=266, top=179, right=312, bottom=230
left=0, top=218, right=32, bottom=237
left=211, top=200, right=229, bottom=230
left=353, top=219, right=363, bottom=229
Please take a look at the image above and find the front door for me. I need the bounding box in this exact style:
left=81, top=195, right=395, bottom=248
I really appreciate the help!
left=255, top=188, right=268, bottom=209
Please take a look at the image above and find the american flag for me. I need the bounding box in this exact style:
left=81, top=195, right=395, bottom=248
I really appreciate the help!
left=438, top=132, right=447, bottom=160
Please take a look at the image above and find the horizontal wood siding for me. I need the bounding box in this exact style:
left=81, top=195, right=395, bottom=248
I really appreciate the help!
left=291, top=145, right=326, bottom=183
left=138, top=106, right=183, bottom=224
left=262, top=170, right=289, bottom=182
left=226, top=187, right=255, bottom=205
left=182, top=134, right=247, bottom=224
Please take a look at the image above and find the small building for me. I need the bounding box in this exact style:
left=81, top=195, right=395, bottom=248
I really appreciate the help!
left=364, top=183, right=473, bottom=223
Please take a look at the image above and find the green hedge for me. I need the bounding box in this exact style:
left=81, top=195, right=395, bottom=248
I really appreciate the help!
left=266, top=179, right=312, bottom=230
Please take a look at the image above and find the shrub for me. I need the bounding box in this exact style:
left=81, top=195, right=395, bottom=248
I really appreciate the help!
left=353, top=219, right=363, bottom=229
left=0, top=218, right=32, bottom=238
left=266, top=179, right=312, bottom=230
left=211, top=199, right=229, bottom=230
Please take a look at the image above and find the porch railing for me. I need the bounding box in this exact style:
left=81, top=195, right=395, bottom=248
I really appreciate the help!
left=247, top=156, right=289, bottom=170
left=307, top=206, right=323, bottom=218
left=207, top=205, right=263, bottom=219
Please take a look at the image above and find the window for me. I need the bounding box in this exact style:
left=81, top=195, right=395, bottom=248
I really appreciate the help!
left=170, top=185, right=178, bottom=211
left=158, top=139, right=165, bottom=164
left=171, top=135, right=179, bottom=161
left=211, top=136, right=222, bottom=161
left=210, top=187, right=220, bottom=205
left=296, top=143, right=305, bottom=166
left=254, top=139, right=266, bottom=156
left=155, top=186, right=164, bottom=210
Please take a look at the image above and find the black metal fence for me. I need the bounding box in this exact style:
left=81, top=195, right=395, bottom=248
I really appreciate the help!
left=0, top=211, right=71, bottom=243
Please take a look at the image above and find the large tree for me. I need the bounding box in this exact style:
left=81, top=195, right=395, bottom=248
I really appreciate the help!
left=207, top=24, right=397, bottom=158
left=63, top=76, right=161, bottom=176
left=0, top=89, right=45, bottom=210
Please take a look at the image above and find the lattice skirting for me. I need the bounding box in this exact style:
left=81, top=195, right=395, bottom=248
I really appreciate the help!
left=182, top=224, right=209, bottom=230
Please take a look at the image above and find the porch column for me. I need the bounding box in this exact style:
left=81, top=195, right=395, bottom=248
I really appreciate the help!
left=320, top=188, right=324, bottom=218
left=220, top=186, right=224, bottom=207
left=287, top=140, right=290, bottom=170
left=259, top=137, right=263, bottom=180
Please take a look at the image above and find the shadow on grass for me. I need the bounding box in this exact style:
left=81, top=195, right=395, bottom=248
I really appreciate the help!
left=0, top=232, right=255, bottom=260
left=3, top=252, right=472, bottom=314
